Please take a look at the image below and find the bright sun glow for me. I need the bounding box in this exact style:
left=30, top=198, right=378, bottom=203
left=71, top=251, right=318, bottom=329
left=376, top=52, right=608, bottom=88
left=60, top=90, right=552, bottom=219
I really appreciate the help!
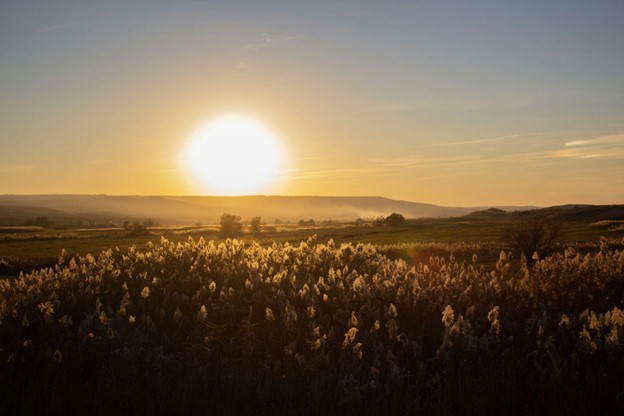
left=181, top=115, right=285, bottom=195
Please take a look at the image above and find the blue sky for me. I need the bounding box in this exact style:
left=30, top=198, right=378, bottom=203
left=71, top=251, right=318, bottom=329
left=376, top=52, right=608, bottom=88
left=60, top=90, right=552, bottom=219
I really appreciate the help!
left=1, top=1, right=623, bottom=205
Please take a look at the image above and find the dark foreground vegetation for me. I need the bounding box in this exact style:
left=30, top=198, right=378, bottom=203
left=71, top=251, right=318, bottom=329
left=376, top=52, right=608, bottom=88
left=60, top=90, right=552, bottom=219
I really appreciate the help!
left=2, top=236, right=624, bottom=415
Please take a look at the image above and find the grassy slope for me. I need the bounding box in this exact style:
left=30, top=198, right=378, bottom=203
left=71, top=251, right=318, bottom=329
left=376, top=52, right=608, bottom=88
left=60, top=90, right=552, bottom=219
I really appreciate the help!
left=2, top=212, right=623, bottom=278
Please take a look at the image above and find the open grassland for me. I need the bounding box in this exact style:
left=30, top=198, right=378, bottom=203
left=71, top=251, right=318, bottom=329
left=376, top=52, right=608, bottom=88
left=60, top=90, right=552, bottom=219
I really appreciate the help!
left=1, top=236, right=624, bottom=415
left=2, top=210, right=623, bottom=413
left=1, top=216, right=622, bottom=278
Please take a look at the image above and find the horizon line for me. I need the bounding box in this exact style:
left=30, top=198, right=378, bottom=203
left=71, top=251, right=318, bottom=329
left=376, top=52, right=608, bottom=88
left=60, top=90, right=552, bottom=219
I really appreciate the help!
left=6, top=193, right=619, bottom=209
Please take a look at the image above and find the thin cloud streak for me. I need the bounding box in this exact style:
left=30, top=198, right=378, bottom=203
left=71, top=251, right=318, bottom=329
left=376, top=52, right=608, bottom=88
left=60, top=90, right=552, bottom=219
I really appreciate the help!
left=425, top=133, right=546, bottom=148
left=564, top=133, right=624, bottom=147
left=289, top=167, right=382, bottom=181
left=558, top=132, right=624, bottom=159
left=370, top=155, right=481, bottom=169
left=368, top=103, right=430, bottom=113
left=554, top=148, right=624, bottom=159
left=235, top=33, right=293, bottom=69
left=243, top=34, right=294, bottom=50
left=236, top=59, right=251, bottom=70
left=288, top=131, right=624, bottom=188
left=291, top=147, right=590, bottom=183
left=291, top=153, right=529, bottom=182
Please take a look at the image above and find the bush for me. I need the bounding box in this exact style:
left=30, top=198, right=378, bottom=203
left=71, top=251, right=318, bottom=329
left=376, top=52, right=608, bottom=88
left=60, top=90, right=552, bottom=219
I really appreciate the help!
left=375, top=213, right=405, bottom=226
left=250, top=216, right=262, bottom=234
left=122, top=219, right=152, bottom=236
left=503, top=218, right=563, bottom=260
left=219, top=213, right=243, bottom=238
left=22, top=216, right=55, bottom=229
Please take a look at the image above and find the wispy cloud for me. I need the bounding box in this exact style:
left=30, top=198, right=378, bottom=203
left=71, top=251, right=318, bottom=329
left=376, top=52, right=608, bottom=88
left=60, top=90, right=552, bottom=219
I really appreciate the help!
left=426, top=133, right=546, bottom=148
left=290, top=154, right=485, bottom=183
left=557, top=133, right=624, bottom=159
left=554, top=148, right=624, bottom=159
left=369, top=103, right=430, bottom=113
left=289, top=133, right=624, bottom=186
left=235, top=33, right=294, bottom=70
left=243, top=34, right=294, bottom=50
left=369, top=154, right=483, bottom=169
left=564, top=133, right=624, bottom=147
left=288, top=166, right=381, bottom=181
left=418, top=131, right=624, bottom=160
left=374, top=151, right=564, bottom=170
left=236, top=59, right=251, bottom=70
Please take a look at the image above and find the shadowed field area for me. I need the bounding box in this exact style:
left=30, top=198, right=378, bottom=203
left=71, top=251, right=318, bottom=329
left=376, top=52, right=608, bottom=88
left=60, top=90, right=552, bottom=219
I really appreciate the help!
left=2, top=236, right=624, bottom=415
left=2, top=207, right=624, bottom=413
left=2, top=204, right=623, bottom=277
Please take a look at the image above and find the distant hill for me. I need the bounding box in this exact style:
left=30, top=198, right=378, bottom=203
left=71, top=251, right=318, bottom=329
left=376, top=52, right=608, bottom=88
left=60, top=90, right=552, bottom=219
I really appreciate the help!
left=464, top=207, right=508, bottom=218
left=514, top=205, right=624, bottom=223
left=0, top=195, right=536, bottom=226
left=464, top=204, right=624, bottom=223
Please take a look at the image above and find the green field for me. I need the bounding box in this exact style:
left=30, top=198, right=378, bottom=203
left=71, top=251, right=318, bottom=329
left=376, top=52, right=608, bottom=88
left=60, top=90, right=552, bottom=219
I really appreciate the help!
left=2, top=214, right=622, bottom=278
left=2, top=207, right=624, bottom=414
left=3, top=231, right=624, bottom=415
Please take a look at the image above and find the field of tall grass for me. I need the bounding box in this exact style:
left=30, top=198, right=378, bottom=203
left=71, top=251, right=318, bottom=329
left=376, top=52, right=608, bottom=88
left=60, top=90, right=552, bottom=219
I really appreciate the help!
left=1, top=236, right=624, bottom=414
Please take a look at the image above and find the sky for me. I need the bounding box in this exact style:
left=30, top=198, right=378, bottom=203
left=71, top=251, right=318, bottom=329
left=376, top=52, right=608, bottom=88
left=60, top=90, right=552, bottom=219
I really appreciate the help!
left=1, top=0, right=623, bottom=206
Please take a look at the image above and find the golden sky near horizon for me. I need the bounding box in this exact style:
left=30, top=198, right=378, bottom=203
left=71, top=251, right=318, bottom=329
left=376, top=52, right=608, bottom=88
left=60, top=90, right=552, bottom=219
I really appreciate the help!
left=1, top=1, right=623, bottom=206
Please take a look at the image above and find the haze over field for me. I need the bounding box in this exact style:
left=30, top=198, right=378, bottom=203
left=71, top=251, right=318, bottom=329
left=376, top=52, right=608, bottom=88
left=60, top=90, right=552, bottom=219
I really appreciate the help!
left=1, top=1, right=624, bottom=206
left=0, top=194, right=538, bottom=225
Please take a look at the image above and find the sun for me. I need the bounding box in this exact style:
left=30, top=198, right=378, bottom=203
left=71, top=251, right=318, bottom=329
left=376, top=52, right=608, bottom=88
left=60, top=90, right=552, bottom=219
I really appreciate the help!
left=181, top=115, right=285, bottom=195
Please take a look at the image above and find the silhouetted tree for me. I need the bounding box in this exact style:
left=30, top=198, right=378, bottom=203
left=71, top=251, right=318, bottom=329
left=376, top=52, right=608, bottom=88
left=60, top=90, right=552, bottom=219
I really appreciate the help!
left=384, top=213, right=405, bottom=226
left=375, top=213, right=405, bottom=227
left=250, top=216, right=262, bottom=234
left=23, top=216, right=55, bottom=228
left=503, top=218, right=563, bottom=261
left=122, top=219, right=155, bottom=236
left=219, top=213, right=243, bottom=238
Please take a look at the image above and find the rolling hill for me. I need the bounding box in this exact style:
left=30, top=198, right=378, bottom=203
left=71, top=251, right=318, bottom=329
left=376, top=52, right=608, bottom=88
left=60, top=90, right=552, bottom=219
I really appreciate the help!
left=465, top=204, right=624, bottom=223
left=0, top=195, right=536, bottom=226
